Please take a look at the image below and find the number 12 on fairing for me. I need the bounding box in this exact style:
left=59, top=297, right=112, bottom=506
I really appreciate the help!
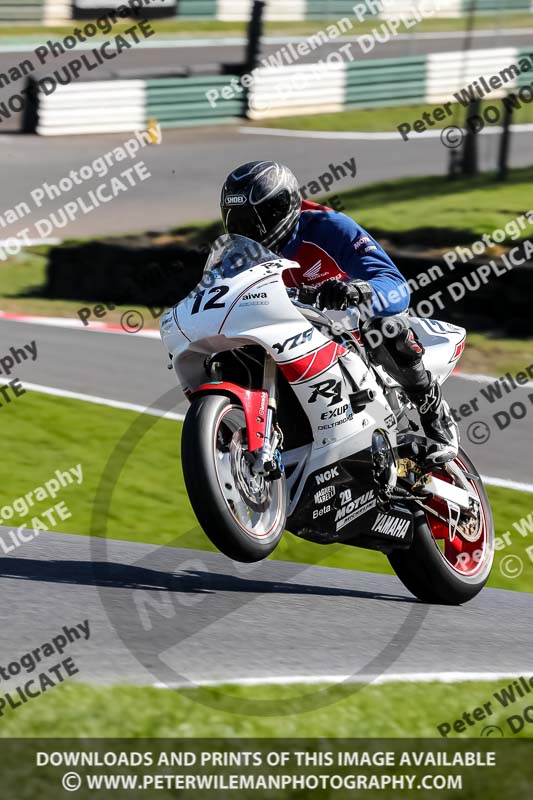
left=191, top=286, right=229, bottom=315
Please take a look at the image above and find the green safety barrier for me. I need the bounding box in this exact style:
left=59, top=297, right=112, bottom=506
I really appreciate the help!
left=0, top=0, right=44, bottom=21
left=146, top=75, right=246, bottom=127
left=517, top=49, right=533, bottom=88
left=306, top=0, right=377, bottom=17
left=463, top=0, right=530, bottom=10
left=344, top=56, right=427, bottom=108
left=175, top=0, right=217, bottom=17
left=169, top=0, right=531, bottom=19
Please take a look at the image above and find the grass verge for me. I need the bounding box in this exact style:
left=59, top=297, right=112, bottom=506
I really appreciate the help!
left=0, top=678, right=531, bottom=737
left=1, top=391, right=532, bottom=593
left=1, top=13, right=532, bottom=39
left=254, top=99, right=533, bottom=133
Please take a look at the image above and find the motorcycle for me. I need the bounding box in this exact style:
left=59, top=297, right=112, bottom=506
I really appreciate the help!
left=160, top=234, right=494, bottom=605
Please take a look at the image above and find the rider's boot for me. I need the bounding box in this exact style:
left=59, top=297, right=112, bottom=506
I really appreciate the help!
left=407, top=376, right=459, bottom=465
left=362, top=316, right=459, bottom=464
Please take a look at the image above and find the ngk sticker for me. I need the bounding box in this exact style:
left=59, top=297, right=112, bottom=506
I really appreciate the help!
left=335, top=489, right=376, bottom=531
left=315, top=467, right=339, bottom=485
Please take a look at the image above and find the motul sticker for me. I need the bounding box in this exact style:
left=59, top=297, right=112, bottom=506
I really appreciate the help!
left=335, top=490, right=375, bottom=531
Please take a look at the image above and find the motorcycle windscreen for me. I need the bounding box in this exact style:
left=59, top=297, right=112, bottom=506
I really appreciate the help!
left=204, top=234, right=279, bottom=279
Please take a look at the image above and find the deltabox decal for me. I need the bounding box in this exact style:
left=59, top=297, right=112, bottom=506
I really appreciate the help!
left=315, top=467, right=339, bottom=485
left=372, top=513, right=410, bottom=539
left=314, top=486, right=335, bottom=504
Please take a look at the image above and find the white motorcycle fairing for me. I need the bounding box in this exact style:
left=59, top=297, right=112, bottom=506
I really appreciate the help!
left=161, top=239, right=467, bottom=552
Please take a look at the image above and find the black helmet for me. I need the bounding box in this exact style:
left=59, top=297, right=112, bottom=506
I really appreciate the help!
left=220, top=160, right=302, bottom=250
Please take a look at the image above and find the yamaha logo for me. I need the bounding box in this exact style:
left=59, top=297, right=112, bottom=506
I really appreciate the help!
left=225, top=195, right=247, bottom=206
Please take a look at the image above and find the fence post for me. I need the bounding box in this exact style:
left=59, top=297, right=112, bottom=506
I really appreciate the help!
left=461, top=97, right=480, bottom=176
left=245, top=0, right=265, bottom=73
left=497, top=97, right=513, bottom=181
left=243, top=0, right=265, bottom=120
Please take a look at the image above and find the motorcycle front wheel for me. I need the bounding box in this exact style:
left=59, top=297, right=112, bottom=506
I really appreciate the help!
left=181, top=394, right=287, bottom=562
left=388, top=447, right=494, bottom=605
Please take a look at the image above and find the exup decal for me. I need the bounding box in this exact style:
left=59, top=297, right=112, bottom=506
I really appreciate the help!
left=321, top=403, right=350, bottom=421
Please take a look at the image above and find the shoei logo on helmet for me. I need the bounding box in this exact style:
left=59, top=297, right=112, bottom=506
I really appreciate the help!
left=225, top=194, right=247, bottom=206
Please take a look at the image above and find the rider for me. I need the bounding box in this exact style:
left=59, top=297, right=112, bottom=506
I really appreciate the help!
left=220, top=160, right=458, bottom=464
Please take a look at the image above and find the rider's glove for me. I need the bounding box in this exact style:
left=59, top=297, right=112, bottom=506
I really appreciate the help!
left=315, top=278, right=373, bottom=310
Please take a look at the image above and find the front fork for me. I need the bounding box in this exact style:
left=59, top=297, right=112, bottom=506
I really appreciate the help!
left=250, top=356, right=284, bottom=478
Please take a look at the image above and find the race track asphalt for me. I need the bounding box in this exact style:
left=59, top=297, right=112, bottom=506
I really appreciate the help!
left=1, top=122, right=532, bottom=239
left=0, top=531, right=531, bottom=689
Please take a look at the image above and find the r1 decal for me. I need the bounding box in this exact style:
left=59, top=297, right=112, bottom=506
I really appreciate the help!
left=308, top=379, right=343, bottom=407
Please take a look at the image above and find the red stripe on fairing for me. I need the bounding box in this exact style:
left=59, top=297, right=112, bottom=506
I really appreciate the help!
left=279, top=341, right=346, bottom=384
left=450, top=337, right=466, bottom=362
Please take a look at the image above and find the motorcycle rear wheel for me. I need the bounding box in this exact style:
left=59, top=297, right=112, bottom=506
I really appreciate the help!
left=181, top=394, right=287, bottom=562
left=388, top=447, right=494, bottom=604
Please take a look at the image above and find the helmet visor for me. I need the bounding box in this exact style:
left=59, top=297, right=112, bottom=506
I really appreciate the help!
left=222, top=205, right=266, bottom=240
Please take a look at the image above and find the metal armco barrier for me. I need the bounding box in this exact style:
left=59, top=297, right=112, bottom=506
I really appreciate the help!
left=0, top=0, right=44, bottom=22
left=25, top=71, right=245, bottom=135
left=344, top=56, right=427, bottom=108
left=24, top=46, right=532, bottom=134
left=146, top=76, right=246, bottom=127
left=188, top=0, right=532, bottom=19
left=35, top=79, right=147, bottom=136
left=73, top=0, right=176, bottom=18
left=15, top=0, right=531, bottom=23
left=0, top=0, right=70, bottom=23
